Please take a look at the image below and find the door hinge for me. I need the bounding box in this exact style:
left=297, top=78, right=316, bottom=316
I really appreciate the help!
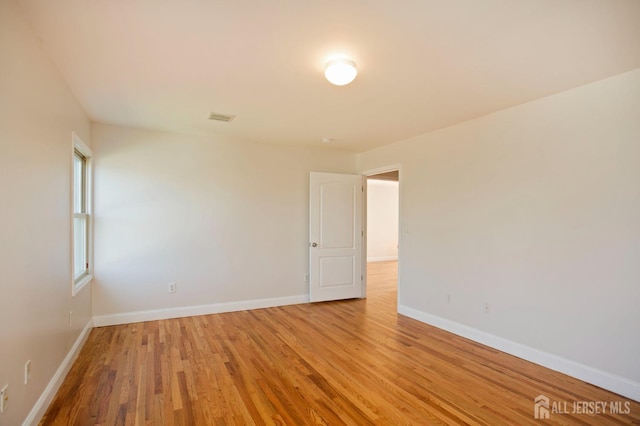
left=361, top=275, right=363, bottom=281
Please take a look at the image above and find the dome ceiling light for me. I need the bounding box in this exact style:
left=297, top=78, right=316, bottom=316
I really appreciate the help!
left=324, top=59, right=357, bottom=86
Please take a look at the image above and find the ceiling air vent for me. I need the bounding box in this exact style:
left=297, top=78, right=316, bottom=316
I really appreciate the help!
left=208, top=112, right=236, bottom=122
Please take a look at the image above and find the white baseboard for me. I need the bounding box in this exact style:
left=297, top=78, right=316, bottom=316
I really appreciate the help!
left=23, top=319, right=94, bottom=426
left=93, top=295, right=309, bottom=327
left=367, top=256, right=398, bottom=262
left=398, top=305, right=640, bottom=403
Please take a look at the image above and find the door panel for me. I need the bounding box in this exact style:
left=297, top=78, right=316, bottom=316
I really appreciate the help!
left=320, top=256, right=355, bottom=287
left=320, top=182, right=356, bottom=249
left=310, top=172, right=363, bottom=302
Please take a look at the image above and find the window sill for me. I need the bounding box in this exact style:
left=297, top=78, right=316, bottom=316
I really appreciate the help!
left=73, top=273, right=93, bottom=297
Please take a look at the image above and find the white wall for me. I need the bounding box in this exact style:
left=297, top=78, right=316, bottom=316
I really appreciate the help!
left=0, top=1, right=92, bottom=424
left=357, top=69, right=640, bottom=399
left=91, top=124, right=356, bottom=322
left=367, top=180, right=399, bottom=262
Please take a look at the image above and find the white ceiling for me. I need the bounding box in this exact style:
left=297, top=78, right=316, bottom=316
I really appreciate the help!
left=18, top=0, right=640, bottom=152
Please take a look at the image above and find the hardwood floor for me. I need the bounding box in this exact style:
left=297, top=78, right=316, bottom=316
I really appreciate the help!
left=41, top=261, right=639, bottom=425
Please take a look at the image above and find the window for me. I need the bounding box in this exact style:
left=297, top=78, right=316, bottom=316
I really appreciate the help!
left=72, top=133, right=92, bottom=294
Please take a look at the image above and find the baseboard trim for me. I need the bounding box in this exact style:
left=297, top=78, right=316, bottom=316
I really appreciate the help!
left=398, top=305, right=640, bottom=402
left=367, top=256, right=398, bottom=262
left=93, top=295, right=309, bottom=327
left=23, top=319, right=94, bottom=426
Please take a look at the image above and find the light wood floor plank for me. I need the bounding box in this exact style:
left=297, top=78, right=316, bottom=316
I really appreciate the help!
left=41, top=261, right=639, bottom=425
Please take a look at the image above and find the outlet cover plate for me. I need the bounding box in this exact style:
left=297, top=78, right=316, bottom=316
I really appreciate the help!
left=1, top=384, right=8, bottom=414
left=25, top=360, right=32, bottom=384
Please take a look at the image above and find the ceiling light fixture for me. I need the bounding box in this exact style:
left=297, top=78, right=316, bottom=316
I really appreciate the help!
left=324, top=59, right=357, bottom=86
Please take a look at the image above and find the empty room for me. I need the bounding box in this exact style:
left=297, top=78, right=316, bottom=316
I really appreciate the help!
left=1, top=0, right=639, bottom=424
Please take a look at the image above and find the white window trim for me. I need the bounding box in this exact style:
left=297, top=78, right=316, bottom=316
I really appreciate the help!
left=72, top=132, right=93, bottom=296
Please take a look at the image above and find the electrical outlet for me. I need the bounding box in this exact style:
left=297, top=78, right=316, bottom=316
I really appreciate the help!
left=168, top=282, right=177, bottom=293
left=483, top=303, right=490, bottom=314
left=25, top=360, right=31, bottom=385
left=1, top=384, right=8, bottom=414
left=304, top=274, right=309, bottom=282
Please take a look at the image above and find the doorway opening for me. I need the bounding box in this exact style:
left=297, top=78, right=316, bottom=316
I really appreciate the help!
left=365, top=169, right=399, bottom=307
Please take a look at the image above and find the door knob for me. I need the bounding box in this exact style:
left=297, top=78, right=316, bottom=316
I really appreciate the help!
left=311, top=242, right=318, bottom=247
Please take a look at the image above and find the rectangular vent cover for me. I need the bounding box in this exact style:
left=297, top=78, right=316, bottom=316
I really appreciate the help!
left=208, top=112, right=236, bottom=122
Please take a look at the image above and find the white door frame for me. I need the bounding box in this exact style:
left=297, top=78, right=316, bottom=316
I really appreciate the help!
left=361, top=164, right=402, bottom=304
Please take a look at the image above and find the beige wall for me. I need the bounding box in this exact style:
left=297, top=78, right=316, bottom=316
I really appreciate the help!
left=366, top=180, right=399, bottom=262
left=0, top=1, right=92, bottom=424
left=91, top=123, right=356, bottom=319
left=357, top=69, right=640, bottom=394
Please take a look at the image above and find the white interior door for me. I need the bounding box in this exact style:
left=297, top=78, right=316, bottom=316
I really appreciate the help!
left=309, top=172, right=364, bottom=302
